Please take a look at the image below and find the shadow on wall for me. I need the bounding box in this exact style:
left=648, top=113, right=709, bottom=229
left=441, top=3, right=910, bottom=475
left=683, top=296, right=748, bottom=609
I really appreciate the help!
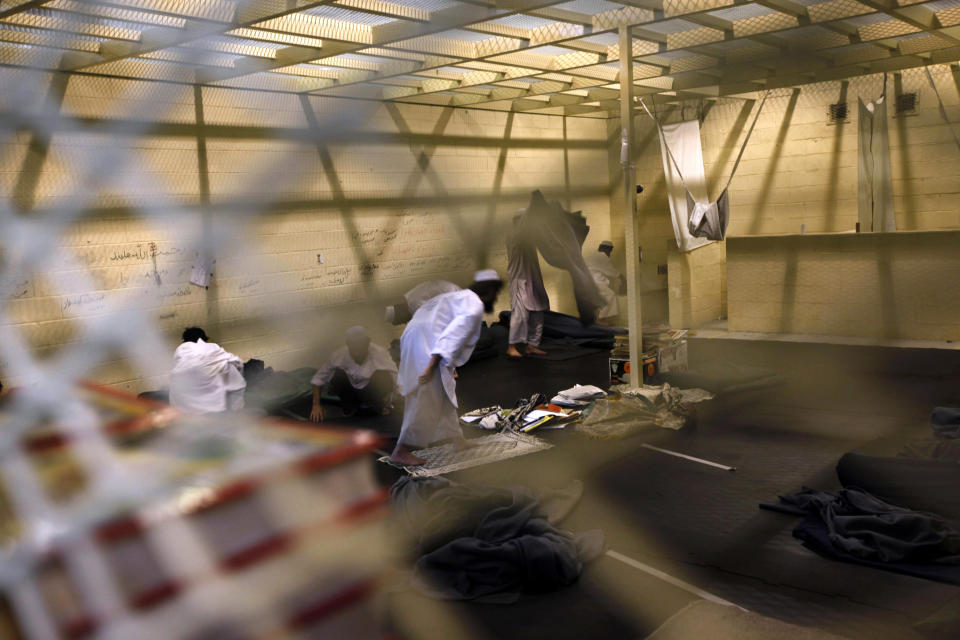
left=384, top=102, right=486, bottom=267
left=748, top=88, right=800, bottom=236
left=10, top=82, right=610, bottom=223
left=304, top=93, right=390, bottom=302
left=822, top=81, right=849, bottom=232
left=11, top=71, right=69, bottom=213
left=705, top=99, right=755, bottom=195
left=3, top=69, right=613, bottom=379
left=876, top=242, right=900, bottom=340
left=194, top=84, right=220, bottom=332
left=480, top=110, right=517, bottom=267
left=892, top=73, right=917, bottom=230
left=778, top=245, right=797, bottom=335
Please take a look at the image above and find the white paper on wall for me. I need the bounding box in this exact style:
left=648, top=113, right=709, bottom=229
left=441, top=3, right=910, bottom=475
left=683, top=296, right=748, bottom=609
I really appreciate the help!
left=189, top=253, right=215, bottom=288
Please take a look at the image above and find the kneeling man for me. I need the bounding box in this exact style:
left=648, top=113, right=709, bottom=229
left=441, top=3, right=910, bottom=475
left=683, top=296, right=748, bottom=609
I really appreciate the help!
left=310, top=325, right=397, bottom=422
left=170, top=327, right=246, bottom=413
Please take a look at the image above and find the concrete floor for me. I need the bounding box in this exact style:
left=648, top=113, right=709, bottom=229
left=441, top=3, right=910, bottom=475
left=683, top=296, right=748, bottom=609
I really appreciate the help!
left=331, top=332, right=960, bottom=640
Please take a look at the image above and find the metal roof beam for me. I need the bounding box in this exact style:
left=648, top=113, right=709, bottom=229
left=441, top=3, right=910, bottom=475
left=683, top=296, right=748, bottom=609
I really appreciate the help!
left=205, top=0, right=568, bottom=83
left=58, top=0, right=343, bottom=70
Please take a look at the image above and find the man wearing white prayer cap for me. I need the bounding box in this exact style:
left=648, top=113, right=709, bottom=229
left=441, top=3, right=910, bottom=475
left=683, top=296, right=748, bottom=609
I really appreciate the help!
left=390, top=269, right=503, bottom=466
left=310, top=325, right=398, bottom=422
left=584, top=240, right=625, bottom=323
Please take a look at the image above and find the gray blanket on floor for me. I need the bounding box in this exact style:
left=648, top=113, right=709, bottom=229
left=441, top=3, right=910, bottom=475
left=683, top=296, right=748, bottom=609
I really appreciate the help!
left=390, top=476, right=604, bottom=603
left=780, top=487, right=960, bottom=565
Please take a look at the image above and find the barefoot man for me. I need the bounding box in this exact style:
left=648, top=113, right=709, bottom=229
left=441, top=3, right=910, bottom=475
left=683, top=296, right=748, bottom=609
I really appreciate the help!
left=390, top=270, right=503, bottom=466
left=506, top=215, right=548, bottom=359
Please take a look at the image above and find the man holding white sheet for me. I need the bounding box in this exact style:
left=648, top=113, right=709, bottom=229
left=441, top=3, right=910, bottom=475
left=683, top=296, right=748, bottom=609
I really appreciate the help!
left=390, top=270, right=503, bottom=467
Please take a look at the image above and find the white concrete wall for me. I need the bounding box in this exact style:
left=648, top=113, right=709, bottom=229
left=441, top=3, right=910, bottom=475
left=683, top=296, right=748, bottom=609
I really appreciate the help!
left=0, top=70, right=612, bottom=391
left=727, top=231, right=960, bottom=341
left=615, top=65, right=960, bottom=328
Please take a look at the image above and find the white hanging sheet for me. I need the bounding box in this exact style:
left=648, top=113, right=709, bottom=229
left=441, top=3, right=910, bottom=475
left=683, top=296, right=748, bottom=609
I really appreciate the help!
left=658, top=120, right=713, bottom=253
left=858, top=96, right=896, bottom=232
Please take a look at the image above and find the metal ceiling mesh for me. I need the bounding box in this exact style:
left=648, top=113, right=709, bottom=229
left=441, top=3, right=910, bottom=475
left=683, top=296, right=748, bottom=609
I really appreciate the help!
left=0, top=0, right=955, bottom=116
left=0, top=0, right=959, bottom=630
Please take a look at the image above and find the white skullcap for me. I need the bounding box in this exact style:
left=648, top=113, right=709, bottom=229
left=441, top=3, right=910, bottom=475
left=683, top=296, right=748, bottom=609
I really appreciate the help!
left=473, top=269, right=501, bottom=283
left=599, top=240, right=614, bottom=248
left=345, top=325, right=369, bottom=342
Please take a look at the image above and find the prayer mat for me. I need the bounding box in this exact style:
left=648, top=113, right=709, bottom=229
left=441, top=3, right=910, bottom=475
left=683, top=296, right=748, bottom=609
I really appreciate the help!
left=378, top=431, right=552, bottom=477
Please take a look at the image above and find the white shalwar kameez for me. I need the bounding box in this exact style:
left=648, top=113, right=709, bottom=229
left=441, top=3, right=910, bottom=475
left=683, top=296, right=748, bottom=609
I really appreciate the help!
left=397, top=289, right=485, bottom=449
left=507, top=232, right=549, bottom=346
left=310, top=343, right=397, bottom=390
left=170, top=339, right=247, bottom=413
left=584, top=251, right=621, bottom=319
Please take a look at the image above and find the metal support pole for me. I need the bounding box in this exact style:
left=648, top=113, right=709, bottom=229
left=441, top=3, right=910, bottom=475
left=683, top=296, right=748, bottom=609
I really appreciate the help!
left=619, top=26, right=642, bottom=388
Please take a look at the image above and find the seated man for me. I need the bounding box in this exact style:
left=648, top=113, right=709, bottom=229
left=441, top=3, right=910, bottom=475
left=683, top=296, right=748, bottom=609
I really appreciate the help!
left=310, top=326, right=397, bottom=423
left=170, top=327, right=246, bottom=413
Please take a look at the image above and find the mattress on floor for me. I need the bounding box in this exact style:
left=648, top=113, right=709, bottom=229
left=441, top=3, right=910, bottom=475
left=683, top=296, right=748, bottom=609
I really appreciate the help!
left=496, top=310, right=625, bottom=348
left=854, top=430, right=960, bottom=461
left=836, top=452, right=960, bottom=521
left=243, top=366, right=318, bottom=413
left=838, top=406, right=960, bottom=520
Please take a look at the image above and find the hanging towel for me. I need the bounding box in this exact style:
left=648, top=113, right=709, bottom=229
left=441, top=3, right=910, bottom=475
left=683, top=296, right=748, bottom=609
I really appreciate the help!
left=645, top=93, right=766, bottom=248
left=686, top=188, right=729, bottom=241
left=658, top=120, right=713, bottom=253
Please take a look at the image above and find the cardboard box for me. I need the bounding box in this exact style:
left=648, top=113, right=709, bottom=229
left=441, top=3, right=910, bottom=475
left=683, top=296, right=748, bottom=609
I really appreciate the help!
left=609, top=352, right=658, bottom=385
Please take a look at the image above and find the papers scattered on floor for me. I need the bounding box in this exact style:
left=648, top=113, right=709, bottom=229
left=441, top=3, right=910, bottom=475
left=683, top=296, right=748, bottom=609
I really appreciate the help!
left=519, top=406, right=582, bottom=433
left=525, top=409, right=569, bottom=421
left=551, top=384, right=606, bottom=407
left=460, top=405, right=504, bottom=430
left=461, top=403, right=582, bottom=433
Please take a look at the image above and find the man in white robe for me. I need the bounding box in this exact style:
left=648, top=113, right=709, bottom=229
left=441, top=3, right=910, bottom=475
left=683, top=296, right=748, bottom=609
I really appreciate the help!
left=584, top=241, right=625, bottom=323
left=390, top=270, right=503, bottom=466
left=309, top=325, right=398, bottom=422
left=506, top=219, right=549, bottom=359
left=169, top=327, right=246, bottom=413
